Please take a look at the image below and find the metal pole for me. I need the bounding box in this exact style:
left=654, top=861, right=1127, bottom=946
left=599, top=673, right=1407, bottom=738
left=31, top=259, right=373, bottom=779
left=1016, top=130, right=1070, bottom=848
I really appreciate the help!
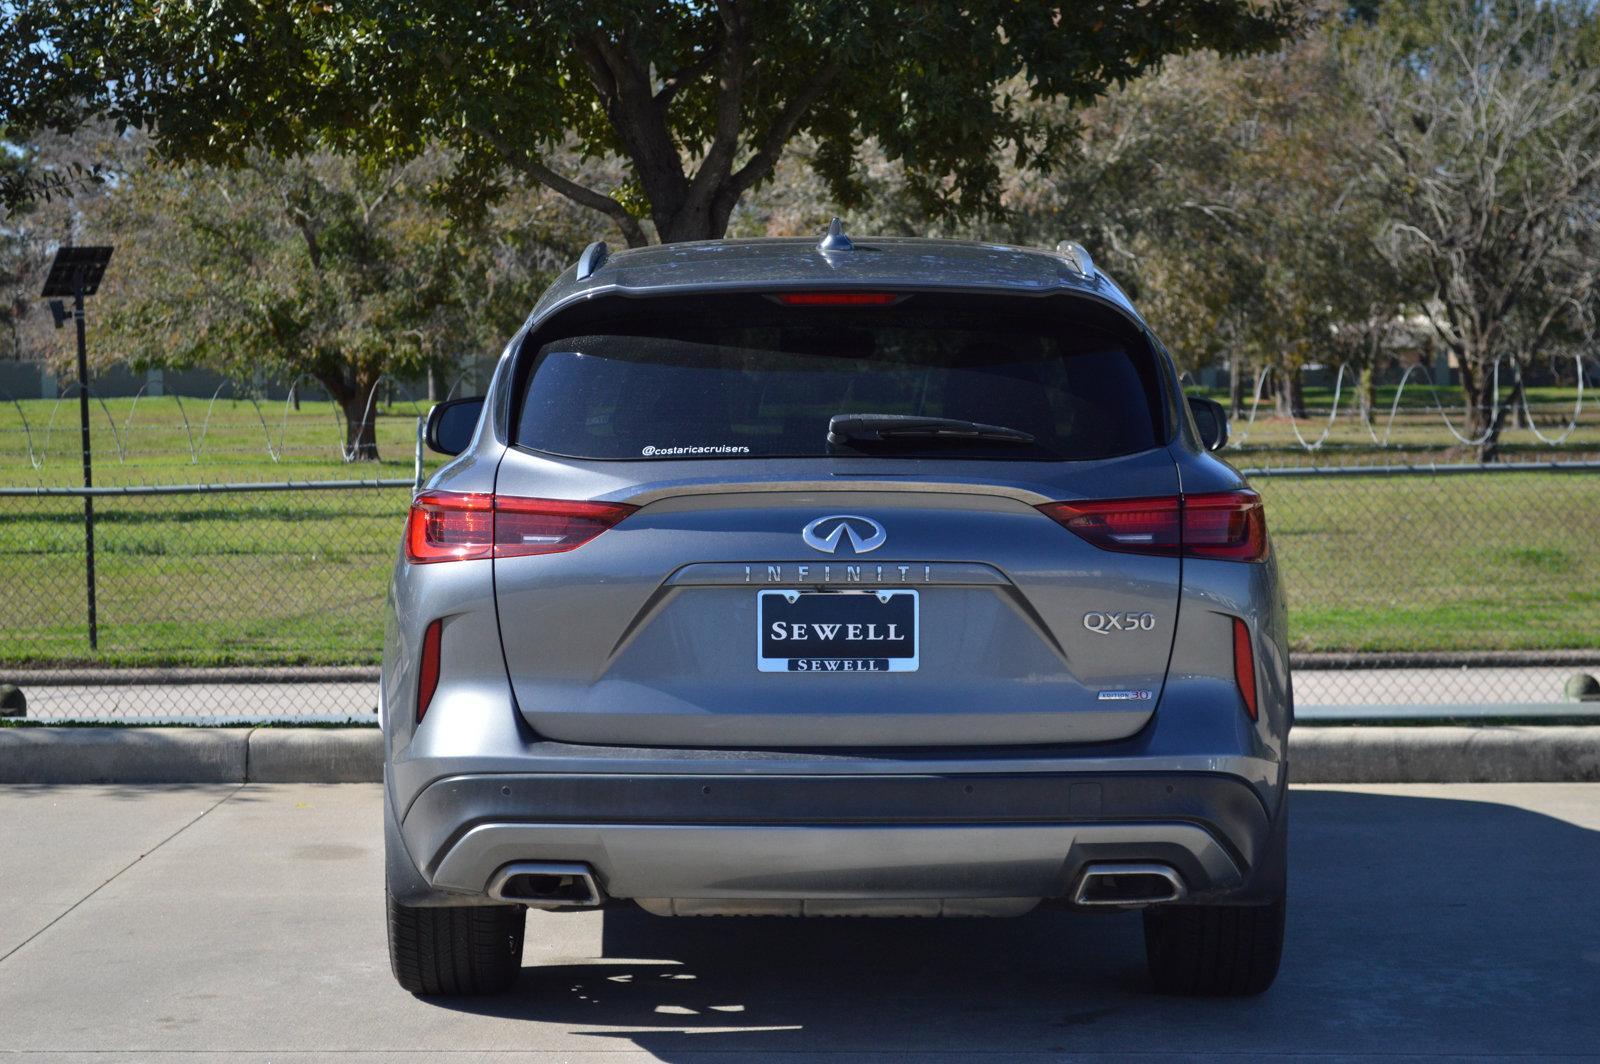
left=74, top=277, right=98, bottom=650
left=413, top=415, right=425, bottom=495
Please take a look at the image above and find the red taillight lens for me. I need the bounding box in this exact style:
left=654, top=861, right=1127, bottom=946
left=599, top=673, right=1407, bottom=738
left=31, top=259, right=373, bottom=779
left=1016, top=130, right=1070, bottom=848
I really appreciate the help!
left=1036, top=490, right=1267, bottom=562
left=772, top=291, right=902, bottom=306
left=1182, top=491, right=1269, bottom=562
left=407, top=491, right=494, bottom=563
left=491, top=496, right=638, bottom=559
left=417, top=617, right=442, bottom=723
left=1036, top=496, right=1183, bottom=555
left=405, top=491, right=635, bottom=564
left=1232, top=617, right=1259, bottom=721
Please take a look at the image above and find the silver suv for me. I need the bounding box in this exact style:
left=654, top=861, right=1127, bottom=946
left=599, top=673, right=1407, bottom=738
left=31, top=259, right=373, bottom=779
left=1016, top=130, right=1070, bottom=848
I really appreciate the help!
left=382, top=225, right=1291, bottom=998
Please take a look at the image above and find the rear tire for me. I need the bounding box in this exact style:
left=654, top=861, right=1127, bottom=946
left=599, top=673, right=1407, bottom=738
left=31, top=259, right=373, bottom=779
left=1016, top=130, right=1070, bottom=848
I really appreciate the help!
left=386, top=889, right=526, bottom=996
left=1142, top=893, right=1285, bottom=997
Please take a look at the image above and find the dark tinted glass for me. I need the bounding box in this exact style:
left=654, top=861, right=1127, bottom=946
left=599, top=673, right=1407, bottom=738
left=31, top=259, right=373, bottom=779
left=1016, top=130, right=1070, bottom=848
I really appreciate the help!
left=515, top=301, right=1161, bottom=461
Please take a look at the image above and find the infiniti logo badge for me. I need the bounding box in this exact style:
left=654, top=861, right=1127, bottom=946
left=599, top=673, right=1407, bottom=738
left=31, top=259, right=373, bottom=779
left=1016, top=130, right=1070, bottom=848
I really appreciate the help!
left=801, top=514, right=887, bottom=555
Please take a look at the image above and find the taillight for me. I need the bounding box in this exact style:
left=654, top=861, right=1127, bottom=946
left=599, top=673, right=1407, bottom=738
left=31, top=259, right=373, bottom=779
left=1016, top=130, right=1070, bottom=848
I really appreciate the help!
left=491, top=496, right=638, bottom=559
left=407, top=491, right=493, bottom=563
left=405, top=491, right=635, bottom=564
left=1182, top=492, right=1270, bottom=562
left=1036, top=490, right=1267, bottom=562
left=1038, top=496, right=1182, bottom=555
left=417, top=618, right=442, bottom=723
left=1232, top=617, right=1259, bottom=720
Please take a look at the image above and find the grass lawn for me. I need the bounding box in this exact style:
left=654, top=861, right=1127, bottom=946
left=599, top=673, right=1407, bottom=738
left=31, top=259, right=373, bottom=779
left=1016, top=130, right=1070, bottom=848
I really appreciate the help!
left=3, top=487, right=407, bottom=667
left=1187, top=384, right=1600, bottom=465
left=0, top=396, right=444, bottom=487
left=1256, top=471, right=1600, bottom=652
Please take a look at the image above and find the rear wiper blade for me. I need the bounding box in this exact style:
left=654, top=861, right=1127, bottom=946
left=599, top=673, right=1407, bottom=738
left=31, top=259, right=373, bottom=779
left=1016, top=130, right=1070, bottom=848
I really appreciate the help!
left=827, top=413, right=1036, bottom=446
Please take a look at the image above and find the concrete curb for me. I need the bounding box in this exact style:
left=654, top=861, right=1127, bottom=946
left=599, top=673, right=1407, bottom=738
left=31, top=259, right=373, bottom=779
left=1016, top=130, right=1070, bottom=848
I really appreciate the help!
left=0, top=727, right=250, bottom=783
left=1292, top=725, right=1600, bottom=783
left=2, top=725, right=1598, bottom=785
left=247, top=728, right=383, bottom=783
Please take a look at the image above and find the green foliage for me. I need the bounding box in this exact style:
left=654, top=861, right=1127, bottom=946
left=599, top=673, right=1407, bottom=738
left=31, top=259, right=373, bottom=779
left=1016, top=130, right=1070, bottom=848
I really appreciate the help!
left=0, top=142, right=35, bottom=359
left=0, top=137, right=91, bottom=366
left=834, top=23, right=1416, bottom=393
left=3, top=0, right=1299, bottom=242
left=88, top=151, right=588, bottom=457
left=0, top=146, right=106, bottom=212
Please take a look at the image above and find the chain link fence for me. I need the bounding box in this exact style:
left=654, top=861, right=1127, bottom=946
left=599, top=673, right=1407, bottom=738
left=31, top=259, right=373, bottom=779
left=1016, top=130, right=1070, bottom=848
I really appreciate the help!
left=3, top=464, right=1598, bottom=723
left=1252, top=463, right=1600, bottom=719
left=4, top=481, right=409, bottom=722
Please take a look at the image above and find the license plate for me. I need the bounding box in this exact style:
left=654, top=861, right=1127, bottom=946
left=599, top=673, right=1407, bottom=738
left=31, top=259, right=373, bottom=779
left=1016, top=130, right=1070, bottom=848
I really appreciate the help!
left=757, top=589, right=919, bottom=673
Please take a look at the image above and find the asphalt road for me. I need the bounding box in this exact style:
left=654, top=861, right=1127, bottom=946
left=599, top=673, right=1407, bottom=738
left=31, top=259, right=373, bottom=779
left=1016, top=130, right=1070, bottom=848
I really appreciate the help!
left=1, top=783, right=1598, bottom=1062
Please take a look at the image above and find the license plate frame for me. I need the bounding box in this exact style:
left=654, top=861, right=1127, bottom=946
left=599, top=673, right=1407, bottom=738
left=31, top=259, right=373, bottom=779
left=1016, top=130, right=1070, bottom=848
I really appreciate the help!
left=756, top=589, right=919, bottom=673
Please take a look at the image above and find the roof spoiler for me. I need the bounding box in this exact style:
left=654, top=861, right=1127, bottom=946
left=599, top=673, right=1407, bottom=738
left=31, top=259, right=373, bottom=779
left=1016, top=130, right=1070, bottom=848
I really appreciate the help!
left=1055, top=240, right=1097, bottom=279
left=575, top=241, right=609, bottom=281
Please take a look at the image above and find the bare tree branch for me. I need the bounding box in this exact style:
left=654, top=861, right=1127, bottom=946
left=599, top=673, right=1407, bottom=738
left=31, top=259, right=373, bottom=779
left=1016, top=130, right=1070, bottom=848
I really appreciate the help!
left=465, top=121, right=648, bottom=247
left=724, top=59, right=841, bottom=201
left=1355, top=0, right=1600, bottom=456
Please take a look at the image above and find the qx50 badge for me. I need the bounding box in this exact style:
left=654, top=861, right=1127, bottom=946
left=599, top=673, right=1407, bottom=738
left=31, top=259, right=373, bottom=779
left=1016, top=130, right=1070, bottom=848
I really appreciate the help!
left=802, top=514, right=886, bottom=555
left=1083, top=610, right=1157, bottom=635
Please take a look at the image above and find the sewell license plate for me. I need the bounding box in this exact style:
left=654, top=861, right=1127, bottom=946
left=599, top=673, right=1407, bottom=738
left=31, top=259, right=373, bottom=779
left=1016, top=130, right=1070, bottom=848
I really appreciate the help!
left=757, top=589, right=919, bottom=673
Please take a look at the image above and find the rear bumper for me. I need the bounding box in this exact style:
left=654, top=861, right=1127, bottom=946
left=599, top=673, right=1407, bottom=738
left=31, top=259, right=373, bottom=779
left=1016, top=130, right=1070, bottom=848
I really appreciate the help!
left=393, top=771, right=1281, bottom=908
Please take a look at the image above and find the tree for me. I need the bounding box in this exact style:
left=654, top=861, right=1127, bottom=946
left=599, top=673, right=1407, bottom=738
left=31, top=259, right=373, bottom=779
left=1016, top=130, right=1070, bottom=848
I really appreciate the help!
left=4, top=1, right=1297, bottom=244
left=0, top=124, right=127, bottom=368
left=95, top=152, right=589, bottom=459
left=0, top=145, right=43, bottom=363
left=1353, top=0, right=1600, bottom=459
left=985, top=15, right=1414, bottom=424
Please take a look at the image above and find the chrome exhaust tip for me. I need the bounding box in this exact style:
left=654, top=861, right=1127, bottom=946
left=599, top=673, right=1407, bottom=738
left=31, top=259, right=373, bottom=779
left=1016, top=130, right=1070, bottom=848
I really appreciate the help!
left=1072, top=862, right=1187, bottom=907
left=486, top=862, right=603, bottom=908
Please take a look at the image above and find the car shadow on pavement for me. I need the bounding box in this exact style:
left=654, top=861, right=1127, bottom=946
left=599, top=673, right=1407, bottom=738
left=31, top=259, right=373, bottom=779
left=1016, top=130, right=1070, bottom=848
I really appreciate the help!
left=0, top=782, right=264, bottom=802
left=428, top=788, right=1600, bottom=1059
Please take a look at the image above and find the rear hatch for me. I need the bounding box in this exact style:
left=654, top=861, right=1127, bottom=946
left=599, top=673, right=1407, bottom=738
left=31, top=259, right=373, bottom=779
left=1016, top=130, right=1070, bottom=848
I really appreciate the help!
left=492, top=291, right=1180, bottom=748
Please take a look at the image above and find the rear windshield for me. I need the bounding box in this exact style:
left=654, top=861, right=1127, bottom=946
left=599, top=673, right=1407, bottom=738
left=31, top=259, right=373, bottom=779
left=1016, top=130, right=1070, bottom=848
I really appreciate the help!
left=514, top=296, right=1163, bottom=461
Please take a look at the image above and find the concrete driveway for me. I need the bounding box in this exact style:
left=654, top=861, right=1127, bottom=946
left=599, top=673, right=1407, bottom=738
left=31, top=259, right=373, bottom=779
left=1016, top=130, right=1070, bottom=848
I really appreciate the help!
left=1, top=783, right=1597, bottom=1062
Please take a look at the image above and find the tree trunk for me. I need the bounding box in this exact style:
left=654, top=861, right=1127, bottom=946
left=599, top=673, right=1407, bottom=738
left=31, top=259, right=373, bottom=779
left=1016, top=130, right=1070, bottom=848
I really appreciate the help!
left=1459, top=363, right=1502, bottom=463
left=1228, top=353, right=1245, bottom=419
left=658, top=205, right=716, bottom=245
left=1358, top=366, right=1376, bottom=422
left=316, top=369, right=382, bottom=462
left=342, top=392, right=381, bottom=461
left=1477, top=398, right=1509, bottom=463
left=1275, top=370, right=1307, bottom=419
left=426, top=364, right=438, bottom=403
left=1508, top=373, right=1527, bottom=429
